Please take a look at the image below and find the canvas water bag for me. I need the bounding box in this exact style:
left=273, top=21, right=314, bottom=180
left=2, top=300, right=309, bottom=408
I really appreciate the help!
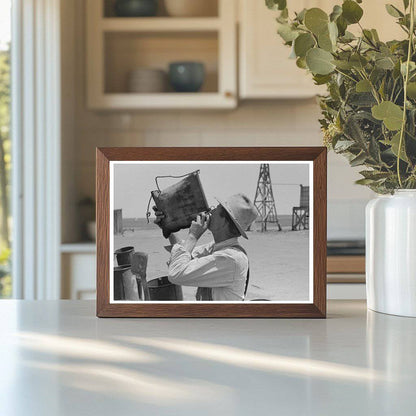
left=151, top=170, right=209, bottom=236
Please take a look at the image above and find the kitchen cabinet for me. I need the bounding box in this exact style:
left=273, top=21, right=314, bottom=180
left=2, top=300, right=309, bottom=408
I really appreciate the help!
left=86, top=0, right=237, bottom=109
left=239, top=0, right=324, bottom=99
left=238, top=0, right=404, bottom=99
left=61, top=244, right=96, bottom=300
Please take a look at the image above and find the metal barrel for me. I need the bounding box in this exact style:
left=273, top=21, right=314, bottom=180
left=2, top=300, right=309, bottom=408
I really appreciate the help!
left=113, top=264, right=140, bottom=301
left=115, top=246, right=135, bottom=266
left=147, top=276, right=183, bottom=301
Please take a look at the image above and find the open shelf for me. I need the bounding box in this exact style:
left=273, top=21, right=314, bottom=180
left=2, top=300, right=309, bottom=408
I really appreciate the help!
left=90, top=92, right=235, bottom=109
left=101, top=17, right=221, bottom=32
left=61, top=242, right=96, bottom=254
left=104, top=31, right=218, bottom=94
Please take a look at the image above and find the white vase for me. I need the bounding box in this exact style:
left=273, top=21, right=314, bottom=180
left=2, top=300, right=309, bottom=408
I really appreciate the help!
left=366, top=190, right=416, bottom=317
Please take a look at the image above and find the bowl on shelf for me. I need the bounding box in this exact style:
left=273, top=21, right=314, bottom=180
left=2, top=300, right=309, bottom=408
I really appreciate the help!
left=168, top=62, right=205, bottom=93
left=127, top=68, right=167, bottom=93
left=164, top=0, right=217, bottom=17
left=114, top=0, right=158, bottom=17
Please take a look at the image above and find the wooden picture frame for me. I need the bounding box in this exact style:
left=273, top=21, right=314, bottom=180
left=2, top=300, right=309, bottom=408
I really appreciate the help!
left=96, top=147, right=327, bottom=318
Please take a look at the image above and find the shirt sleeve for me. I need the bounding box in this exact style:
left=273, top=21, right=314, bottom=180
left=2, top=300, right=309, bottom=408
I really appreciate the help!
left=191, top=242, right=214, bottom=258
left=168, top=244, right=236, bottom=287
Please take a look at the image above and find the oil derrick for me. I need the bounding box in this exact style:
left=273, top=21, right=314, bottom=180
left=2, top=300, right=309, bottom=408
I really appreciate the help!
left=253, top=164, right=281, bottom=232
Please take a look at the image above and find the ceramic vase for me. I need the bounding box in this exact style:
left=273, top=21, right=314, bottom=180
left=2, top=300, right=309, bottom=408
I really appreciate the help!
left=168, top=62, right=205, bottom=92
left=366, top=190, right=416, bottom=317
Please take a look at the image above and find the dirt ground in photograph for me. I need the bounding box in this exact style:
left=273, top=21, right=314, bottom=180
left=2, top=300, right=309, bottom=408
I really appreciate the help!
left=113, top=220, right=310, bottom=302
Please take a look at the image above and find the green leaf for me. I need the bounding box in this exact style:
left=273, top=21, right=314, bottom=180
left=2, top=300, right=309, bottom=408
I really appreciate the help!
left=294, top=33, right=315, bottom=57
left=407, top=82, right=416, bottom=99
left=360, top=170, right=391, bottom=180
left=371, top=29, right=380, bottom=42
left=296, top=57, right=307, bottom=69
left=356, top=79, right=372, bottom=92
left=336, top=15, right=348, bottom=36
left=362, top=29, right=375, bottom=44
left=313, top=74, right=332, bottom=85
left=330, top=5, right=343, bottom=22
left=344, top=113, right=369, bottom=147
left=372, top=101, right=404, bottom=130
left=393, top=61, right=402, bottom=78
left=385, top=4, right=404, bottom=18
left=334, top=139, right=356, bottom=152
left=403, top=0, right=410, bottom=9
left=341, top=31, right=356, bottom=42
left=304, top=8, right=329, bottom=35
left=333, top=59, right=353, bottom=70
left=369, top=136, right=381, bottom=162
left=318, top=31, right=333, bottom=52
left=350, top=152, right=368, bottom=167
left=375, top=56, right=395, bottom=70
left=342, top=0, right=363, bottom=24
left=276, top=9, right=289, bottom=24
left=399, top=14, right=411, bottom=29
left=317, top=23, right=338, bottom=53
left=328, top=21, right=338, bottom=45
left=371, top=67, right=386, bottom=84
left=277, top=23, right=299, bottom=42
left=306, top=48, right=335, bottom=75
left=295, top=8, right=307, bottom=22
left=349, top=92, right=377, bottom=107
left=266, top=0, right=287, bottom=11
left=401, top=61, right=416, bottom=76
left=355, top=178, right=377, bottom=185
left=379, top=78, right=386, bottom=99
left=382, top=132, right=409, bottom=162
left=350, top=53, right=368, bottom=69
left=280, top=8, right=289, bottom=19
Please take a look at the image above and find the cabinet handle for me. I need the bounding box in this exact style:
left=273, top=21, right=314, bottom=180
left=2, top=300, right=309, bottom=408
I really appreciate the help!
left=225, top=91, right=234, bottom=98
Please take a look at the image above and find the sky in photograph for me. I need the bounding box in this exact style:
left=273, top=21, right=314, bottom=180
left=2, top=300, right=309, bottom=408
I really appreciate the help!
left=114, top=162, right=310, bottom=218
left=0, top=0, right=11, bottom=50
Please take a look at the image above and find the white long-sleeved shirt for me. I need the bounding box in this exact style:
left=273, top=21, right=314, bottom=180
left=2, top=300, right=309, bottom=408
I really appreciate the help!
left=167, top=237, right=249, bottom=301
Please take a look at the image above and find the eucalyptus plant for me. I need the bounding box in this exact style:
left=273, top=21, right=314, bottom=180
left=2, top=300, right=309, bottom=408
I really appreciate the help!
left=266, top=0, right=416, bottom=193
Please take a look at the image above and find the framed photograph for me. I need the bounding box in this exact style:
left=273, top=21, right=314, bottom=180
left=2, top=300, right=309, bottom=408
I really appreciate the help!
left=96, top=147, right=327, bottom=318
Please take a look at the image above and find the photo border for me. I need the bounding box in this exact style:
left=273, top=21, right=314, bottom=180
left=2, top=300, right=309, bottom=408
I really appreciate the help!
left=109, top=160, right=314, bottom=304
left=97, top=147, right=327, bottom=318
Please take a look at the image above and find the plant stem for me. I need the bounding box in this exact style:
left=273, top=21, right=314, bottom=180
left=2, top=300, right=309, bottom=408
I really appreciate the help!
left=358, top=69, right=380, bottom=104
left=390, top=79, right=397, bottom=101
left=397, top=0, right=415, bottom=188
left=334, top=68, right=357, bottom=83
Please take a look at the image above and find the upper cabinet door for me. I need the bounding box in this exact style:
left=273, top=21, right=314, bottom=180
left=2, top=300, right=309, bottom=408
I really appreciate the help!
left=239, top=0, right=405, bottom=100
left=239, top=0, right=321, bottom=99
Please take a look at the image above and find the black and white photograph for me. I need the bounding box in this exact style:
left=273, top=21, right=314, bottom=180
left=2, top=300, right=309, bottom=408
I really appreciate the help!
left=110, top=161, right=313, bottom=303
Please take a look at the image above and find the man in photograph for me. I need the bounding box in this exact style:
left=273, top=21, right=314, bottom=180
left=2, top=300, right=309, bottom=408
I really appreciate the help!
left=154, top=194, right=258, bottom=301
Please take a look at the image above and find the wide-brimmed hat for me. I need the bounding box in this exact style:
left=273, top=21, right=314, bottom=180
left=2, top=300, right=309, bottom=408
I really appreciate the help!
left=215, top=193, right=258, bottom=239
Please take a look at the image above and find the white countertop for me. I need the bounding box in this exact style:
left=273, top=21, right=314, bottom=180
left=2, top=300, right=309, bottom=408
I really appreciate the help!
left=0, top=300, right=415, bottom=415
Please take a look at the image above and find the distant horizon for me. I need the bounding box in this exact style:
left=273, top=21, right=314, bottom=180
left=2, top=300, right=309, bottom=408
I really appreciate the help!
left=113, top=162, right=311, bottom=217
left=122, top=214, right=293, bottom=220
